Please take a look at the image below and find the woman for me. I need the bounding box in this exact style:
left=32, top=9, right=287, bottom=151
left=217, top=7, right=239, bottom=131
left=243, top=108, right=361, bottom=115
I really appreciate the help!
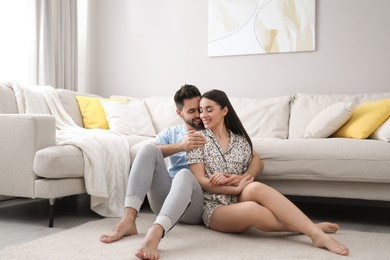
left=186, top=89, right=349, bottom=256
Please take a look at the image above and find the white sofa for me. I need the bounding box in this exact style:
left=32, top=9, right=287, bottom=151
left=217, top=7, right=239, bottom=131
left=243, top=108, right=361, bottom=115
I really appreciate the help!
left=1, top=84, right=390, bottom=227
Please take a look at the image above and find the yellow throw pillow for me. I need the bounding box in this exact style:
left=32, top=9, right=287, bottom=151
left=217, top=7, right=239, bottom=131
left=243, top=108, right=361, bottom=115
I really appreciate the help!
left=76, top=96, right=127, bottom=129
left=332, top=98, right=390, bottom=139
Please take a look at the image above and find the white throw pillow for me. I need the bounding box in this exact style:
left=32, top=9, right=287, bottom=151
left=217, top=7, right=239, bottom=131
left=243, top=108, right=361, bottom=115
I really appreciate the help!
left=304, top=102, right=353, bottom=138
left=100, top=99, right=156, bottom=136
left=370, top=118, right=390, bottom=142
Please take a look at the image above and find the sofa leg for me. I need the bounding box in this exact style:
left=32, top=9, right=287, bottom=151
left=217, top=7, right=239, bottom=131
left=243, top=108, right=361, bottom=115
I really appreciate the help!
left=48, top=198, right=56, bottom=228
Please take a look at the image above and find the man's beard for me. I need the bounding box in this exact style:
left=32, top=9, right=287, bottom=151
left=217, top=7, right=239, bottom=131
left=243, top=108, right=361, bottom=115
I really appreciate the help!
left=184, top=117, right=204, bottom=130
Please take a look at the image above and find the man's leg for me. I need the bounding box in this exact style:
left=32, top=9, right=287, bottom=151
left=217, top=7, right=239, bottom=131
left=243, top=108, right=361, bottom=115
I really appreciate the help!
left=125, top=144, right=172, bottom=213
left=100, top=143, right=172, bottom=243
left=157, top=169, right=203, bottom=232
left=135, top=169, right=203, bottom=259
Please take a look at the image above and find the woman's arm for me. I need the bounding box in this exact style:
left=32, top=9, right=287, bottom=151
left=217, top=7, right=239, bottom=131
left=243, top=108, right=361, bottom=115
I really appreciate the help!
left=189, top=163, right=253, bottom=195
left=215, top=151, right=264, bottom=187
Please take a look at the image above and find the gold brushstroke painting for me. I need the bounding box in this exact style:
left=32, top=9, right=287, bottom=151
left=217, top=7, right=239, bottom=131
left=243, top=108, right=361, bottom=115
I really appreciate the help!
left=208, top=0, right=316, bottom=57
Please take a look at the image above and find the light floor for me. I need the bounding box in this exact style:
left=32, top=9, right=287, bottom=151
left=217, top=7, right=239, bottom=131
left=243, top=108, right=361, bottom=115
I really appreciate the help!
left=1, top=194, right=390, bottom=250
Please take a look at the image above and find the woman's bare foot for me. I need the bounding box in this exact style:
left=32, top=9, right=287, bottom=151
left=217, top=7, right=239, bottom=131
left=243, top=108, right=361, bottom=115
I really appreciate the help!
left=100, top=208, right=138, bottom=243
left=135, top=224, right=164, bottom=260
left=312, top=231, right=349, bottom=256
left=316, top=222, right=339, bottom=234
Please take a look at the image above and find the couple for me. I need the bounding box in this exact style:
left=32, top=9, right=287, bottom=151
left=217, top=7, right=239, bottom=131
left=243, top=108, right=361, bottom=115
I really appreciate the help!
left=100, top=85, right=349, bottom=259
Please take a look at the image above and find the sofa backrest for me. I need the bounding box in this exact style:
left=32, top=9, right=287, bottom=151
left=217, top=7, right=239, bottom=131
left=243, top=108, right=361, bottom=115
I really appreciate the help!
left=142, top=95, right=293, bottom=139
left=0, top=83, right=18, bottom=114
left=230, top=95, right=292, bottom=139
left=289, top=92, right=390, bottom=138
left=56, top=89, right=100, bottom=128
left=143, top=96, right=183, bottom=134
left=0, top=84, right=101, bottom=128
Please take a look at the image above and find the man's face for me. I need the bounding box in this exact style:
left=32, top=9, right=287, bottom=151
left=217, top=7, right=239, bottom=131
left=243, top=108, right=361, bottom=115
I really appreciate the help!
left=177, top=97, right=203, bottom=130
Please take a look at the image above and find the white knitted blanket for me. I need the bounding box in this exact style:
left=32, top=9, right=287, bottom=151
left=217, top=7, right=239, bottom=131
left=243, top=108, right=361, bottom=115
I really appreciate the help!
left=9, top=83, right=130, bottom=217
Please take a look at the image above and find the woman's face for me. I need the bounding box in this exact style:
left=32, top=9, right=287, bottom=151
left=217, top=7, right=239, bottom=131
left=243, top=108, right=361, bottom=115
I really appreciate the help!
left=199, top=97, right=227, bottom=129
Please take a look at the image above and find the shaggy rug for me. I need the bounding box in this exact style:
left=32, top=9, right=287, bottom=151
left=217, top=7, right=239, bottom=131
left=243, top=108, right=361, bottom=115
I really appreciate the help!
left=0, top=212, right=389, bottom=259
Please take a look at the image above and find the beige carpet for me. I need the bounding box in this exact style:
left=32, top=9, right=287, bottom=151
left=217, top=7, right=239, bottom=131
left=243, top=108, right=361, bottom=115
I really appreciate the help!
left=0, top=212, right=389, bottom=260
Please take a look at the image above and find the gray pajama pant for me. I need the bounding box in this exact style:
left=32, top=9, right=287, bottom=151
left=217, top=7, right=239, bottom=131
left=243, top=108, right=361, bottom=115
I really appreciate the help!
left=124, top=143, right=203, bottom=235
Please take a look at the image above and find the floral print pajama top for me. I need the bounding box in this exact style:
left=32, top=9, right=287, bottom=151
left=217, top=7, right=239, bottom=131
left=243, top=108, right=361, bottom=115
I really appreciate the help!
left=186, top=128, right=252, bottom=228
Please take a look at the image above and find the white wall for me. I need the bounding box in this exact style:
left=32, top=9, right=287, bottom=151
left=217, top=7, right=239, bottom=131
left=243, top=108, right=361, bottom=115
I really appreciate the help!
left=84, top=0, right=390, bottom=98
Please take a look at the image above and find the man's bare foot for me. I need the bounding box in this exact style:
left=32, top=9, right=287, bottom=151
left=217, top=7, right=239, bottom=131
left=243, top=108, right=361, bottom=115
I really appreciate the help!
left=135, top=224, right=164, bottom=260
left=312, top=231, right=349, bottom=256
left=316, top=222, right=339, bottom=234
left=100, top=208, right=138, bottom=243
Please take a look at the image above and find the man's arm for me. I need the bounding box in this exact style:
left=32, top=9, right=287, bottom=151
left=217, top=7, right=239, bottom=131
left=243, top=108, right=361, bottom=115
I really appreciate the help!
left=244, top=151, right=264, bottom=178
left=155, top=130, right=205, bottom=158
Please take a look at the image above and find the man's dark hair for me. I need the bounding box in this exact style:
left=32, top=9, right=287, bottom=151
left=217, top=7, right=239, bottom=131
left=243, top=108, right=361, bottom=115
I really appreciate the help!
left=174, top=84, right=201, bottom=110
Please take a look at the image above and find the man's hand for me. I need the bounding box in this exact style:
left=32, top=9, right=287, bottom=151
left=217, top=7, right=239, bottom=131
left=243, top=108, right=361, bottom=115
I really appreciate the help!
left=180, top=130, right=205, bottom=151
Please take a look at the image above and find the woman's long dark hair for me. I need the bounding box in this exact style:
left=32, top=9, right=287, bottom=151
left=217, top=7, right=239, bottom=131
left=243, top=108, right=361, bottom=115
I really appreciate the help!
left=202, top=89, right=252, bottom=149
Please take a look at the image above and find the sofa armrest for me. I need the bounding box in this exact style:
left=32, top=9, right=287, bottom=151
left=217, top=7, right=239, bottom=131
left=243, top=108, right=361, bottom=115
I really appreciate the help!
left=0, top=114, right=56, bottom=198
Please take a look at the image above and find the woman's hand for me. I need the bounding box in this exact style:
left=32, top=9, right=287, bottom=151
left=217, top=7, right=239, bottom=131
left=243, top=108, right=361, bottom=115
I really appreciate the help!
left=210, top=173, right=250, bottom=187
left=209, top=172, right=228, bottom=186
left=221, top=174, right=244, bottom=186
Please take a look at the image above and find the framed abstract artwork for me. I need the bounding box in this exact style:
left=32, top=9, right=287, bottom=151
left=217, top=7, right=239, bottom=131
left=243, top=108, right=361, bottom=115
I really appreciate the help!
left=208, top=0, right=316, bottom=57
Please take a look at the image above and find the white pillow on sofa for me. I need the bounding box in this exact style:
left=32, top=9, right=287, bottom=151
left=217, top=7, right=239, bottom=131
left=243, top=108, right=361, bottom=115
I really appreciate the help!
left=304, top=102, right=353, bottom=138
left=370, top=118, right=390, bottom=142
left=100, top=99, right=156, bottom=136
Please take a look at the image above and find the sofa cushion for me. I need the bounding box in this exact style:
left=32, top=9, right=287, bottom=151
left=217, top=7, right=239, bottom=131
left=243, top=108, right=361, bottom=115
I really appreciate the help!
left=56, top=89, right=100, bottom=127
left=143, top=97, right=183, bottom=134
left=100, top=99, right=156, bottom=136
left=253, top=137, right=390, bottom=183
left=304, top=102, right=353, bottom=138
left=333, top=98, right=390, bottom=139
left=230, top=95, right=292, bottom=139
left=34, top=145, right=84, bottom=178
left=289, top=92, right=390, bottom=138
left=75, top=96, right=127, bottom=129
left=0, top=83, right=18, bottom=114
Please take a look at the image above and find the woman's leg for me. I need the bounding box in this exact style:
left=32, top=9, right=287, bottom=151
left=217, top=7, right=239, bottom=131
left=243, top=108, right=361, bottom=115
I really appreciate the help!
left=237, top=183, right=325, bottom=232
left=209, top=183, right=348, bottom=255
left=210, top=201, right=337, bottom=234
left=238, top=183, right=337, bottom=233
left=209, top=201, right=290, bottom=233
left=236, top=182, right=349, bottom=255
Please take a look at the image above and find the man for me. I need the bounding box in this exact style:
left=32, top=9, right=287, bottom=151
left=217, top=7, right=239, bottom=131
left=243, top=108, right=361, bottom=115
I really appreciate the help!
left=100, top=84, right=263, bottom=260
